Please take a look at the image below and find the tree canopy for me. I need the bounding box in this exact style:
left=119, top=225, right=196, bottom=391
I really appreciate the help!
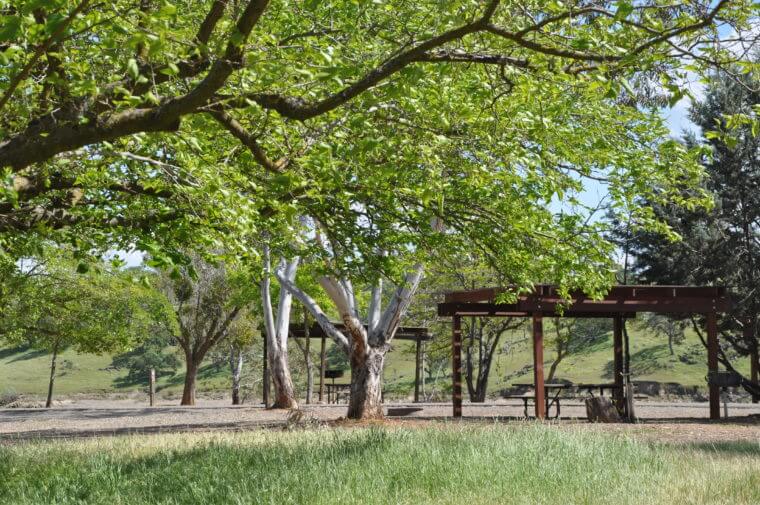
left=2, top=0, right=757, bottom=276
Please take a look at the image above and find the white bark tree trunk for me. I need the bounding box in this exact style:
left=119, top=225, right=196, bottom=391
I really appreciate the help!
left=278, top=263, right=424, bottom=420
left=261, top=246, right=299, bottom=409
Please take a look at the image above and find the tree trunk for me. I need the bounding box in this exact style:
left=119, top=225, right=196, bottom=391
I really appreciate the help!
left=347, top=345, right=386, bottom=419
left=269, top=347, right=298, bottom=409
left=45, top=342, right=59, bottom=408
left=304, top=306, right=313, bottom=404
left=668, top=333, right=674, bottom=355
left=181, top=360, right=198, bottom=406
left=230, top=350, right=243, bottom=405
left=547, top=353, right=563, bottom=382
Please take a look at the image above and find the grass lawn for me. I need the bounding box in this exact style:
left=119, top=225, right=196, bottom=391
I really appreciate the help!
left=1, top=425, right=758, bottom=504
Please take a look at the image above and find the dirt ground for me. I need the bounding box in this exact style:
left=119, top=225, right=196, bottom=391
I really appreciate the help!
left=1, top=399, right=758, bottom=443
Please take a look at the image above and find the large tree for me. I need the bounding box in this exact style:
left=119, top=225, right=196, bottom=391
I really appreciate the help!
left=160, top=253, right=253, bottom=405
left=1, top=0, right=755, bottom=247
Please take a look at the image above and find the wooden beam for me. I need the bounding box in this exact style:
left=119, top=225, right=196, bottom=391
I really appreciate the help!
left=438, top=302, right=637, bottom=318
left=707, top=312, right=720, bottom=420
left=613, top=316, right=625, bottom=412
left=452, top=315, right=463, bottom=418
left=444, top=285, right=727, bottom=303
left=532, top=314, right=546, bottom=420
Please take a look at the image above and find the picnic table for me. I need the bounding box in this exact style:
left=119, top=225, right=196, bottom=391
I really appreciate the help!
left=509, top=383, right=624, bottom=418
left=326, top=383, right=351, bottom=404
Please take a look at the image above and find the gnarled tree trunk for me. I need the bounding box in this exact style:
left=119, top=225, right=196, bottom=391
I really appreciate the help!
left=347, top=345, right=387, bottom=419
left=268, top=345, right=298, bottom=408
left=278, top=262, right=424, bottom=421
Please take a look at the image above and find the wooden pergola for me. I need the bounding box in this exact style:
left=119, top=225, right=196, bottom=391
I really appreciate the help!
left=262, top=323, right=433, bottom=405
left=438, top=285, right=731, bottom=420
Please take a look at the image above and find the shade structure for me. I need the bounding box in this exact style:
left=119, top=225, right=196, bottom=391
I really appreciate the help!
left=439, top=285, right=730, bottom=420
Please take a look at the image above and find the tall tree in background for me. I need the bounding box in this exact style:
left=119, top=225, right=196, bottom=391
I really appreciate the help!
left=613, top=68, right=760, bottom=398
left=161, top=254, right=252, bottom=405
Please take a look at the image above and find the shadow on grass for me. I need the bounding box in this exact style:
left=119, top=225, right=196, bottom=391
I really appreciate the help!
left=111, top=362, right=227, bottom=390
left=0, top=345, right=30, bottom=360
left=8, top=348, right=49, bottom=363
left=680, top=440, right=760, bottom=456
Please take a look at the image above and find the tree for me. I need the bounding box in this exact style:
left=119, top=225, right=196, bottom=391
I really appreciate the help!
left=611, top=67, right=760, bottom=398
left=0, top=253, right=161, bottom=407
left=217, top=311, right=258, bottom=405
left=161, top=253, right=252, bottom=405
left=1, top=0, right=754, bottom=257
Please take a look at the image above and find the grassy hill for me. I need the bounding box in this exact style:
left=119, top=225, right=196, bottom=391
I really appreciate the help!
left=0, top=319, right=753, bottom=401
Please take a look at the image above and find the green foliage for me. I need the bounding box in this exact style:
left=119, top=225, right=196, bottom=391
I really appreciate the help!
left=0, top=250, right=168, bottom=357
left=2, top=0, right=756, bottom=299
left=612, top=65, right=760, bottom=362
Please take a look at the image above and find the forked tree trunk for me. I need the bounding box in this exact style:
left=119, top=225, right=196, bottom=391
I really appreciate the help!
left=347, top=346, right=387, bottom=419
left=45, top=342, right=59, bottom=408
left=269, top=346, right=298, bottom=409
left=181, top=361, right=198, bottom=406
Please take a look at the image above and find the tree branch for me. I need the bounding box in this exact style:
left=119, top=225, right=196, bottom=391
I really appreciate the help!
left=0, top=0, right=91, bottom=113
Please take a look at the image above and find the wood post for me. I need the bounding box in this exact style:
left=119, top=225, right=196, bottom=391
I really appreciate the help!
left=414, top=338, right=422, bottom=403
left=612, top=316, right=625, bottom=411
left=262, top=333, right=270, bottom=408
left=452, top=315, right=463, bottom=418
left=532, top=314, right=546, bottom=420
left=149, top=368, right=155, bottom=407
left=319, top=335, right=326, bottom=403
left=706, top=312, right=720, bottom=420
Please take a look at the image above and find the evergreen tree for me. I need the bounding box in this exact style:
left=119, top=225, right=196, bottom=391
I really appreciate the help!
left=612, top=67, right=760, bottom=398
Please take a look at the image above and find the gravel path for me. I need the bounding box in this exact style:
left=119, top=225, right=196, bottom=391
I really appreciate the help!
left=1, top=400, right=759, bottom=441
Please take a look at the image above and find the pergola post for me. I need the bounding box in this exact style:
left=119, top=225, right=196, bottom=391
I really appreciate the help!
left=532, top=313, right=546, bottom=419
left=707, top=312, right=720, bottom=420
left=612, top=315, right=625, bottom=411
left=452, top=315, right=463, bottom=418
left=414, top=338, right=422, bottom=403
left=319, top=335, right=326, bottom=403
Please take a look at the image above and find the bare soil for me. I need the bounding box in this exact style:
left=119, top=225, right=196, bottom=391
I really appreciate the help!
left=1, top=399, right=758, bottom=444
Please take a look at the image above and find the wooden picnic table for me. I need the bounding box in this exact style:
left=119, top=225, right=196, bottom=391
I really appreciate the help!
left=326, top=383, right=351, bottom=404
left=510, top=383, right=624, bottom=418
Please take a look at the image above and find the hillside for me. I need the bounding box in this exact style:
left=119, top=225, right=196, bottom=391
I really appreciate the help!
left=0, top=320, right=753, bottom=402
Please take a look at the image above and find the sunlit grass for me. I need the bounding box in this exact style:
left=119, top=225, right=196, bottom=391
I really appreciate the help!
left=1, top=424, right=758, bottom=504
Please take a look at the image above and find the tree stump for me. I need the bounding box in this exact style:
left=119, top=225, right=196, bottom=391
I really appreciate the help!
left=585, top=396, right=622, bottom=423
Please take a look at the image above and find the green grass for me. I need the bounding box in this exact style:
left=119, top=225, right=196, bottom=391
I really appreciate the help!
left=1, top=425, right=758, bottom=504
left=0, top=321, right=753, bottom=399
